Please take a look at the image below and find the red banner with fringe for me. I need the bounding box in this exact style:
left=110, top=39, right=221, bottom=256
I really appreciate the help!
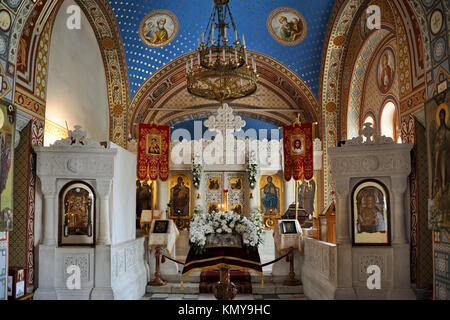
left=282, top=123, right=314, bottom=181
left=137, top=124, right=170, bottom=181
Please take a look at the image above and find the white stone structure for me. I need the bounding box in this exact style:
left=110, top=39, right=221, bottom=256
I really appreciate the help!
left=302, top=125, right=415, bottom=299
left=34, top=126, right=147, bottom=300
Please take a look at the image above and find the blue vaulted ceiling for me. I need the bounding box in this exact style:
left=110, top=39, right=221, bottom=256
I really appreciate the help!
left=108, top=0, right=335, bottom=100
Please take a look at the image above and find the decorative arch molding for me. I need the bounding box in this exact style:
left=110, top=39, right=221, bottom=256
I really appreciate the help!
left=8, top=0, right=130, bottom=147
left=128, top=51, right=321, bottom=138
left=319, top=0, right=431, bottom=204
left=346, top=29, right=391, bottom=139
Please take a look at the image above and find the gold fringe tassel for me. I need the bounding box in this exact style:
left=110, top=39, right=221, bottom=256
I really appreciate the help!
left=180, top=280, right=184, bottom=290
left=261, top=276, right=264, bottom=289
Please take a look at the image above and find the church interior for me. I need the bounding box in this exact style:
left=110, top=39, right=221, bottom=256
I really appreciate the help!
left=0, top=0, right=449, bottom=301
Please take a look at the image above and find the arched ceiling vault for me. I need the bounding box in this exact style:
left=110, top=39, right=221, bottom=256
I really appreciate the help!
left=129, top=51, right=321, bottom=138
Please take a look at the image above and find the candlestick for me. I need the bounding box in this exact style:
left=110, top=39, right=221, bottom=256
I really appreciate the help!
left=235, top=30, right=238, bottom=42
left=212, top=26, right=215, bottom=40
left=242, top=34, right=246, bottom=47
left=209, top=48, right=212, bottom=64
left=224, top=27, right=227, bottom=39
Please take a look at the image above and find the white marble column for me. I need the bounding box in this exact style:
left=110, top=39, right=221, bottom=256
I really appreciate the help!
left=334, top=179, right=350, bottom=244
left=283, top=178, right=295, bottom=213
left=40, top=178, right=57, bottom=246
left=391, top=176, right=408, bottom=244
left=97, top=179, right=112, bottom=245
left=158, top=178, right=169, bottom=217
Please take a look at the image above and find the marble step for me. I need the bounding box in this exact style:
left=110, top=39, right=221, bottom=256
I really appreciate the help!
left=146, top=282, right=303, bottom=295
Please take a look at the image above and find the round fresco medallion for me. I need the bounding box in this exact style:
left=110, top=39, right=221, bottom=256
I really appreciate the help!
left=139, top=10, right=179, bottom=48
left=0, top=9, right=12, bottom=32
left=377, top=47, right=396, bottom=94
left=267, top=7, right=307, bottom=46
left=430, top=9, right=443, bottom=35
left=433, top=37, right=446, bottom=62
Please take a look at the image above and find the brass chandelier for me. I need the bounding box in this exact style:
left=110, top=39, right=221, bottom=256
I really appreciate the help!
left=186, top=0, right=258, bottom=102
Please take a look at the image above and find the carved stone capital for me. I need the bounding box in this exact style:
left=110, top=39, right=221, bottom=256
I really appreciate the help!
left=40, top=178, right=57, bottom=196
left=334, top=178, right=349, bottom=198
left=97, top=179, right=112, bottom=198
left=391, top=176, right=408, bottom=195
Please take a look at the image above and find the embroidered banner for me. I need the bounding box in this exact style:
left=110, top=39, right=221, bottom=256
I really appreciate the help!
left=137, top=124, right=170, bottom=181
left=282, top=123, right=314, bottom=181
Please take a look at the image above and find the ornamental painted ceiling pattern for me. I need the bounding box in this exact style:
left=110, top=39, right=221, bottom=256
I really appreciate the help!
left=107, top=0, right=335, bottom=99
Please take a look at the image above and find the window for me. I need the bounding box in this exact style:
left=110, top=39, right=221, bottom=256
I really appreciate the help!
left=380, top=101, right=397, bottom=140
left=363, top=115, right=375, bottom=128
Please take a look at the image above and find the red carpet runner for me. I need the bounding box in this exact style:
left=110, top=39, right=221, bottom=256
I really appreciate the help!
left=199, top=270, right=253, bottom=294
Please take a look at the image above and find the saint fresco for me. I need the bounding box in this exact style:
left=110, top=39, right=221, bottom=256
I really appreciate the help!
left=260, top=175, right=281, bottom=215
left=139, top=10, right=179, bottom=48
left=267, top=8, right=307, bottom=46
left=297, top=179, right=316, bottom=217
left=0, top=103, right=13, bottom=232
left=169, top=175, right=190, bottom=217
left=377, top=48, right=395, bottom=93
left=426, top=91, right=450, bottom=229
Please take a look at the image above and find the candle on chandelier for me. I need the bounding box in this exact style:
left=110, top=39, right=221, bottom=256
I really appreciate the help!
left=202, top=32, right=205, bottom=43
left=252, top=57, right=256, bottom=72
left=212, top=26, right=215, bottom=40
left=191, top=57, right=194, bottom=69
left=242, top=34, right=246, bottom=47
left=186, top=62, right=189, bottom=73
left=209, top=48, right=212, bottom=64
left=223, top=48, right=226, bottom=61
left=198, top=52, right=201, bottom=65
left=224, top=27, right=227, bottom=39
left=235, top=30, right=238, bottom=42
left=234, top=48, right=238, bottom=63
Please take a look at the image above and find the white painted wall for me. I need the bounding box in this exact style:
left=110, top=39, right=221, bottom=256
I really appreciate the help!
left=45, top=0, right=109, bottom=144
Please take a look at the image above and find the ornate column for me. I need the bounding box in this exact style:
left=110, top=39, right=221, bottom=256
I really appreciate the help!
left=391, top=176, right=408, bottom=244
left=40, top=178, right=57, bottom=246
left=97, top=179, right=112, bottom=245
left=334, top=179, right=350, bottom=244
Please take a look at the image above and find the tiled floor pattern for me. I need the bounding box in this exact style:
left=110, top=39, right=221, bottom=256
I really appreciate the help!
left=141, top=293, right=309, bottom=300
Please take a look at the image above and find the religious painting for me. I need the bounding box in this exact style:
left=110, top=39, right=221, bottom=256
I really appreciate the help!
left=426, top=90, right=450, bottom=229
left=137, top=124, right=170, bottom=181
left=59, top=181, right=96, bottom=246
left=281, top=221, right=299, bottom=234
left=259, top=175, right=282, bottom=216
left=282, top=123, right=314, bottom=181
left=168, top=174, right=191, bottom=219
left=291, top=134, right=306, bottom=155
left=377, top=47, right=396, bottom=93
left=267, top=7, right=307, bottom=46
left=208, top=178, right=221, bottom=190
left=146, top=134, right=161, bottom=155
left=351, top=180, right=391, bottom=246
left=208, top=203, right=220, bottom=214
left=297, top=178, right=317, bottom=217
left=152, top=220, right=169, bottom=234
left=205, top=233, right=242, bottom=249
left=230, top=178, right=242, bottom=191
left=230, top=203, right=243, bottom=215
left=139, top=10, right=179, bottom=48
left=136, top=179, right=156, bottom=229
left=0, top=102, right=14, bottom=232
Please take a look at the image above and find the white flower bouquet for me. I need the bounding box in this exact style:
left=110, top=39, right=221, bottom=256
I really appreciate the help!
left=189, top=207, right=264, bottom=254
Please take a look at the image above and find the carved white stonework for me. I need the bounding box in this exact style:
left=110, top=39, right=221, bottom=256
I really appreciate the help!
left=53, top=125, right=102, bottom=149
left=358, top=255, right=386, bottom=281
left=313, top=138, right=322, bottom=151
left=97, top=180, right=112, bottom=198
left=34, top=128, right=143, bottom=300
left=204, top=104, right=246, bottom=133
left=304, top=238, right=336, bottom=282
left=328, top=136, right=415, bottom=299
left=345, top=123, right=395, bottom=146
left=64, top=254, right=90, bottom=281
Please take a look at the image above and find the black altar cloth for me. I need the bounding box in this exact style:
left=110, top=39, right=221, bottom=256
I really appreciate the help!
left=181, top=246, right=263, bottom=282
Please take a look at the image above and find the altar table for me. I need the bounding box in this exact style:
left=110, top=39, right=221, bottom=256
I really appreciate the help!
left=181, top=246, right=263, bottom=291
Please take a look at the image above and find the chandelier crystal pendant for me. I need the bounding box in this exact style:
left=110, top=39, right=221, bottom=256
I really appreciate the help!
left=186, top=0, right=259, bottom=102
